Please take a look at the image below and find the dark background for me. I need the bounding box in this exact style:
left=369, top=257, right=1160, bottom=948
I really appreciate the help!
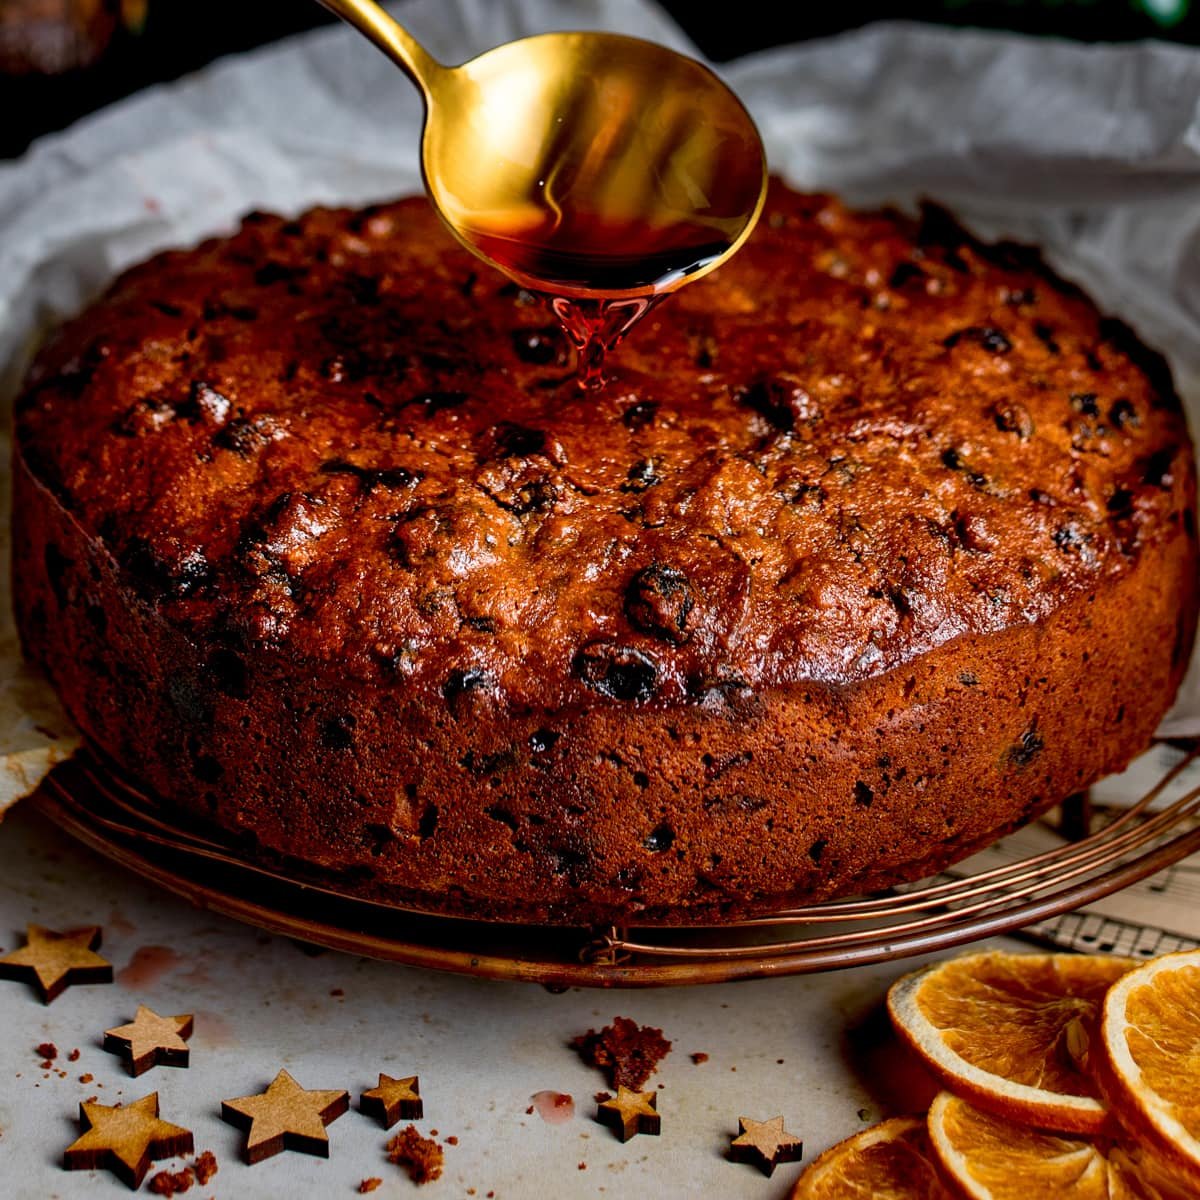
left=1, top=0, right=1197, bottom=158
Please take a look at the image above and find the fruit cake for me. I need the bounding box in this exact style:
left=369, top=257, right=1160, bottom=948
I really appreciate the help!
left=12, top=179, right=1198, bottom=924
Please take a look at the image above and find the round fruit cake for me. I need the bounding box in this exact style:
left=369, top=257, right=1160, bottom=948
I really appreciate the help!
left=12, top=179, right=1198, bottom=925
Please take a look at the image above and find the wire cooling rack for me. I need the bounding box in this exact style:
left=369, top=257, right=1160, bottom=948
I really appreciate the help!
left=33, top=740, right=1200, bottom=988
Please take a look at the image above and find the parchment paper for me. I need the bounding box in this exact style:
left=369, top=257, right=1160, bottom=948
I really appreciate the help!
left=1, top=0, right=1199, bottom=816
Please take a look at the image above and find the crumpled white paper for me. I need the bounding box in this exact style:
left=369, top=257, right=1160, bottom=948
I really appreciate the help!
left=0, top=0, right=1197, bottom=815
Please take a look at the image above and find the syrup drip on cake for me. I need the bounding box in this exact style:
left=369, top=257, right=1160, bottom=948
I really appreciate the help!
left=460, top=209, right=740, bottom=389
left=547, top=295, right=663, bottom=390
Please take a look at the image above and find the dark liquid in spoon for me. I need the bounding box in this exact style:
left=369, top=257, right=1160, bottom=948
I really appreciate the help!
left=462, top=211, right=736, bottom=389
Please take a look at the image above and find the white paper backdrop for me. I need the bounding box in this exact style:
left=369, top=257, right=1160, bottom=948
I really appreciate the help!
left=1, top=0, right=1197, bottom=814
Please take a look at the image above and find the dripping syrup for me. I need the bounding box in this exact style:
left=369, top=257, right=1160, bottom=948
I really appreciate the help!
left=461, top=210, right=739, bottom=390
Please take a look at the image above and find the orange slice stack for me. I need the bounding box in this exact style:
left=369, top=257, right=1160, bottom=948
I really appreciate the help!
left=789, top=948, right=1200, bottom=1199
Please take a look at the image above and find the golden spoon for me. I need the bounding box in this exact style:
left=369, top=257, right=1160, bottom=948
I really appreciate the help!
left=315, top=0, right=768, bottom=382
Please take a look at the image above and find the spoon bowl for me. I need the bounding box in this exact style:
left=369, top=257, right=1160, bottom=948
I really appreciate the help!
left=317, top=2, right=767, bottom=300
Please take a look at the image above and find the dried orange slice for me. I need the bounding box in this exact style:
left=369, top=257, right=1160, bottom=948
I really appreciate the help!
left=789, top=1116, right=954, bottom=1199
left=1098, top=948, right=1200, bottom=1177
left=927, top=1090, right=1196, bottom=1200
left=888, top=951, right=1135, bottom=1133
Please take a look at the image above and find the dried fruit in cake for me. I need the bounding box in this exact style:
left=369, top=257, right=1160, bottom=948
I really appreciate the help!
left=888, top=951, right=1135, bottom=1133
left=1097, top=949, right=1200, bottom=1179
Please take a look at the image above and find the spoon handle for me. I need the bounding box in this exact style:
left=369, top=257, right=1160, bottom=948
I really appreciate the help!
left=314, top=0, right=442, bottom=93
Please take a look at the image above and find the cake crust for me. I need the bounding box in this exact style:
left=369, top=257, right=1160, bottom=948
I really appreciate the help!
left=13, top=181, right=1198, bottom=923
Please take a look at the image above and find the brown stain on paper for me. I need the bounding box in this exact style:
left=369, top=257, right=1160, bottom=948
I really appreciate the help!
left=117, top=946, right=182, bottom=989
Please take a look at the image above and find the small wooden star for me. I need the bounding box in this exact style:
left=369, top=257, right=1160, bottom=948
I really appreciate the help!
left=221, top=1068, right=349, bottom=1164
left=360, top=1073, right=423, bottom=1127
left=0, top=924, right=112, bottom=1003
left=728, top=1115, right=804, bottom=1176
left=63, top=1093, right=193, bottom=1189
left=595, top=1086, right=660, bottom=1142
left=104, top=1005, right=193, bottom=1076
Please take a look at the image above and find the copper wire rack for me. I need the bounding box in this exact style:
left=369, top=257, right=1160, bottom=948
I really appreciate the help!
left=33, top=739, right=1200, bottom=988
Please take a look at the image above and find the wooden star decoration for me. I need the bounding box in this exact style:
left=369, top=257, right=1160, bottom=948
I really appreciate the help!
left=360, top=1073, right=423, bottom=1127
left=104, top=1005, right=193, bottom=1076
left=595, top=1086, right=660, bottom=1142
left=221, top=1068, right=350, bottom=1164
left=728, top=1115, right=804, bottom=1176
left=63, top=1093, right=193, bottom=1189
left=0, top=924, right=112, bottom=1003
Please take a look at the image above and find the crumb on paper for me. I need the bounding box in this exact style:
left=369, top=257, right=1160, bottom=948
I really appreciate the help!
left=193, top=1150, right=218, bottom=1184
left=68, top=1049, right=80, bottom=1062
left=36, top=1042, right=57, bottom=1060
left=358, top=1179, right=382, bottom=1195
left=578, top=1162, right=587, bottom=1170
left=387, top=1124, right=444, bottom=1184
left=148, top=1166, right=193, bottom=1195
left=570, top=1017, right=671, bottom=1091
left=690, top=1052, right=709, bottom=1065
left=446, top=1135, right=458, bottom=1145
left=79, top=1073, right=93, bottom=1084
left=594, top=1091, right=611, bottom=1104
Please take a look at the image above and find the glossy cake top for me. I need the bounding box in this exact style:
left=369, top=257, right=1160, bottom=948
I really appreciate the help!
left=16, top=180, right=1194, bottom=710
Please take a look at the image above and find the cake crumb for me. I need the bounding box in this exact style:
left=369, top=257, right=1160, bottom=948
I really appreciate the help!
left=68, top=1048, right=80, bottom=1062
left=148, top=1166, right=193, bottom=1195
left=79, top=1073, right=94, bottom=1084
left=330, top=988, right=345, bottom=998
left=525, top=1105, right=534, bottom=1115
left=594, top=1091, right=611, bottom=1104
left=358, top=1180, right=382, bottom=1194
left=690, top=1052, right=709, bottom=1065
left=193, top=1151, right=218, bottom=1185
left=578, top=1162, right=587, bottom=1170
left=387, top=1124, right=444, bottom=1184
left=446, top=1135, right=458, bottom=1146
left=571, top=1017, right=671, bottom=1090
left=36, top=1042, right=57, bottom=1061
